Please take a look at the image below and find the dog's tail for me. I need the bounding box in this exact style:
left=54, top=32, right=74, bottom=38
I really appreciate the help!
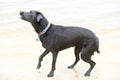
left=97, top=46, right=100, bottom=53
left=96, top=37, right=100, bottom=53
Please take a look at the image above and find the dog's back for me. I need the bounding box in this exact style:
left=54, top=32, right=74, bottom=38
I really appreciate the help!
left=43, top=24, right=100, bottom=53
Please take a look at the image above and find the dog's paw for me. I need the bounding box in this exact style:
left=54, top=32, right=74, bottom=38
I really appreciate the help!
left=84, top=72, right=90, bottom=77
left=37, top=64, right=41, bottom=69
left=47, top=73, right=54, bottom=77
left=68, top=65, right=74, bottom=69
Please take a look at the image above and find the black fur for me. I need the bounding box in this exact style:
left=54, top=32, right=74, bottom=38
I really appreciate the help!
left=20, top=11, right=100, bottom=77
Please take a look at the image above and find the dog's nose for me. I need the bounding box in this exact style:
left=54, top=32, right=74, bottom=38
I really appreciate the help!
left=20, top=11, right=24, bottom=15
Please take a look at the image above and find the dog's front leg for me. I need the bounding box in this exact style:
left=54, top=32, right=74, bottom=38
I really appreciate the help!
left=37, top=49, right=50, bottom=69
left=48, top=51, right=58, bottom=77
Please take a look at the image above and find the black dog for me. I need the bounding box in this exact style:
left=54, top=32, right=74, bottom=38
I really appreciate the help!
left=20, top=11, right=100, bottom=77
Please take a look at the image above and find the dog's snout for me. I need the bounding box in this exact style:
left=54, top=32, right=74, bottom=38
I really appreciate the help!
left=20, top=11, right=24, bottom=15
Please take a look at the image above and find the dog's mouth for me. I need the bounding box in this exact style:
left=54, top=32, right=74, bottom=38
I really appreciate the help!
left=20, top=16, right=23, bottom=19
left=21, top=16, right=25, bottom=20
left=20, top=15, right=25, bottom=20
left=20, top=11, right=25, bottom=20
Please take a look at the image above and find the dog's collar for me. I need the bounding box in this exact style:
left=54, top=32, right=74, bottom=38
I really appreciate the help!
left=36, top=22, right=51, bottom=41
left=38, top=22, right=51, bottom=37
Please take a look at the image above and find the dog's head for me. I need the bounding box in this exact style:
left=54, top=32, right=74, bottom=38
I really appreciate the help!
left=20, top=10, right=43, bottom=23
left=20, top=11, right=48, bottom=33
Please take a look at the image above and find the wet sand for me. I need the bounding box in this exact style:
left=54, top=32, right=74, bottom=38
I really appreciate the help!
left=0, top=0, right=120, bottom=80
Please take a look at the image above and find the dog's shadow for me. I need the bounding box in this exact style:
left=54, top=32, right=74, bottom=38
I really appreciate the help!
left=72, top=68, right=80, bottom=78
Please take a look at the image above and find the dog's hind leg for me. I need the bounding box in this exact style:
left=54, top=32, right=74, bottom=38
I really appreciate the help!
left=37, top=49, right=50, bottom=69
left=81, top=43, right=96, bottom=76
left=81, top=53, right=96, bottom=76
left=68, top=46, right=82, bottom=69
left=84, top=59, right=96, bottom=76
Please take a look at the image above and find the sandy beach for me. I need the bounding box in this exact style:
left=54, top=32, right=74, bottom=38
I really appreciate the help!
left=0, top=0, right=120, bottom=80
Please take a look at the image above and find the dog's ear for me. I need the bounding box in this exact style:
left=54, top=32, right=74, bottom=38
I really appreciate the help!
left=37, top=14, right=43, bottom=22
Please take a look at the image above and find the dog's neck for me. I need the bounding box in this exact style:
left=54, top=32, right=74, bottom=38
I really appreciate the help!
left=38, top=22, right=51, bottom=37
